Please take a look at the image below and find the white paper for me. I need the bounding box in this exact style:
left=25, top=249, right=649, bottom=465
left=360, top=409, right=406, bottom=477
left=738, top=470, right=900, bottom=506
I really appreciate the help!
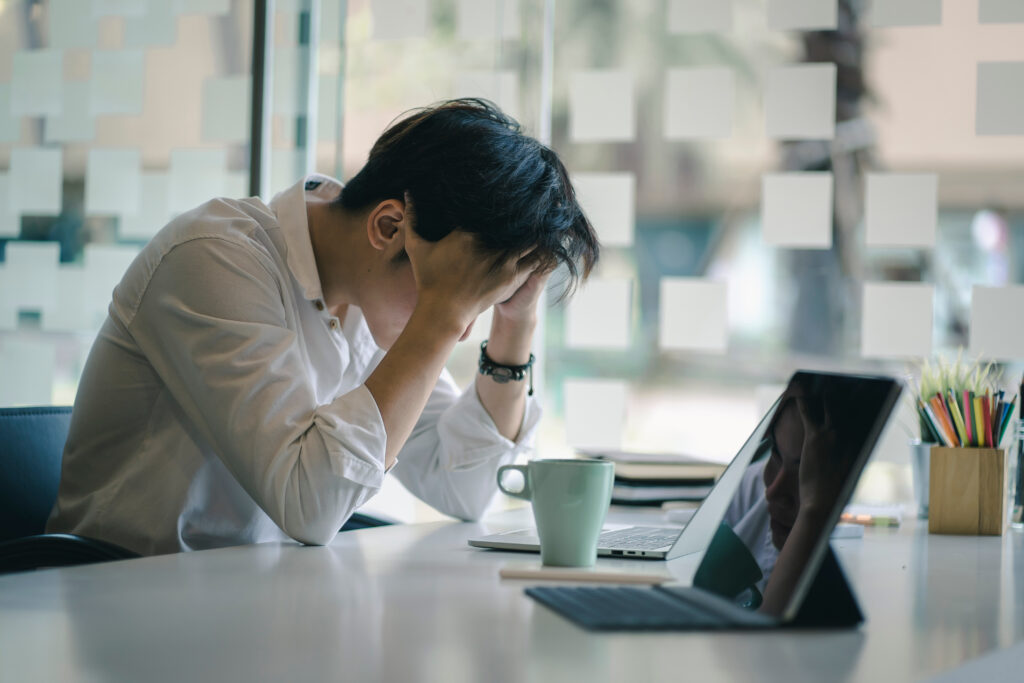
left=865, top=173, right=937, bottom=248
left=976, top=62, right=1024, bottom=136
left=42, top=267, right=89, bottom=333
left=564, top=379, right=628, bottom=451
left=370, top=0, right=429, bottom=41
left=0, top=85, right=19, bottom=144
left=124, top=1, right=178, bottom=47
left=761, top=172, right=833, bottom=248
left=9, top=148, right=63, bottom=216
left=45, top=82, right=96, bottom=143
left=571, top=172, right=635, bottom=248
left=202, top=76, right=250, bottom=143
left=49, top=0, right=100, bottom=49
left=94, top=0, right=146, bottom=16
left=861, top=282, right=933, bottom=359
left=454, top=70, right=520, bottom=122
left=120, top=172, right=172, bottom=241
left=768, top=0, right=837, bottom=30
left=168, top=149, right=227, bottom=214
left=569, top=70, right=635, bottom=143
left=764, top=63, right=836, bottom=141
left=0, top=339, right=56, bottom=406
left=869, top=0, right=942, bottom=26
left=83, top=245, right=139, bottom=329
left=1, top=242, right=61, bottom=318
left=969, top=286, right=1024, bottom=360
left=980, top=0, right=1024, bottom=23
left=11, top=49, right=63, bottom=117
left=90, top=50, right=145, bottom=116
left=0, top=175, right=18, bottom=238
left=659, top=277, right=728, bottom=352
left=173, top=0, right=230, bottom=15
left=86, top=149, right=141, bottom=216
left=664, top=67, right=735, bottom=140
left=457, top=0, right=520, bottom=41
left=667, top=0, right=732, bottom=33
left=565, top=277, right=632, bottom=350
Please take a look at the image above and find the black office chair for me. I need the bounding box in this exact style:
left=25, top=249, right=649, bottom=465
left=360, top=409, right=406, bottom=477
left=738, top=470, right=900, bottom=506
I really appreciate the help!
left=0, top=406, right=140, bottom=574
left=0, top=406, right=393, bottom=574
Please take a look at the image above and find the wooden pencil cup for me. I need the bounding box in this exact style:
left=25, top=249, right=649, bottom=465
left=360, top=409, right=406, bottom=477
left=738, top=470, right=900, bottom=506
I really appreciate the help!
left=928, top=447, right=1006, bottom=536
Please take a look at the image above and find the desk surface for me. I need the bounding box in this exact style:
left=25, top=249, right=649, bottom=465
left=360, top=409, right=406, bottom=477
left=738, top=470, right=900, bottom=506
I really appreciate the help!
left=2, top=508, right=1023, bottom=683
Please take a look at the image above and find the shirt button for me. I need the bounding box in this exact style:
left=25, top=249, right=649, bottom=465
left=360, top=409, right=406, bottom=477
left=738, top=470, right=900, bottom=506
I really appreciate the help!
left=329, top=319, right=338, bottom=330
left=314, top=300, right=324, bottom=311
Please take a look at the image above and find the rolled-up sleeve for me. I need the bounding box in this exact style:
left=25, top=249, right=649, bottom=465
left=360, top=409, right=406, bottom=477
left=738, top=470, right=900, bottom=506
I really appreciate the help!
left=126, top=236, right=388, bottom=546
left=390, top=368, right=542, bottom=521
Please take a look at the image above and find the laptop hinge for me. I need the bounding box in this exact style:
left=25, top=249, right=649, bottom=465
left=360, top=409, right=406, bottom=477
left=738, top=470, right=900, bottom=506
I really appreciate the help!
left=786, top=546, right=864, bottom=628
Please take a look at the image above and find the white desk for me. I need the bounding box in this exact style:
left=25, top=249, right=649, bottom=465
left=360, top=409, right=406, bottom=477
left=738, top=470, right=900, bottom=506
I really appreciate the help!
left=1, top=508, right=1022, bottom=682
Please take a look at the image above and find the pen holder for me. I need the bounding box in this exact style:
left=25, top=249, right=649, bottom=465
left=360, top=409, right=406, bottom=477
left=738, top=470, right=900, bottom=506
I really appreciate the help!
left=928, top=446, right=1006, bottom=536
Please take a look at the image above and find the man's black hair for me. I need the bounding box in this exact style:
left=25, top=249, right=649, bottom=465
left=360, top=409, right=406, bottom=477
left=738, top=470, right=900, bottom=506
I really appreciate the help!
left=335, top=98, right=599, bottom=295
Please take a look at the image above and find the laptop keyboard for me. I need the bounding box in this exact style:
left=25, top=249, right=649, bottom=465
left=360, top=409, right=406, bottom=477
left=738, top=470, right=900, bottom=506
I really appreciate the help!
left=598, top=527, right=679, bottom=550
left=526, top=586, right=730, bottom=631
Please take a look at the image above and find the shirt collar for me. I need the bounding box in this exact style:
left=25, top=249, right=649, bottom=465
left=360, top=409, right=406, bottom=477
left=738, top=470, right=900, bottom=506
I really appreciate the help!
left=269, top=174, right=332, bottom=302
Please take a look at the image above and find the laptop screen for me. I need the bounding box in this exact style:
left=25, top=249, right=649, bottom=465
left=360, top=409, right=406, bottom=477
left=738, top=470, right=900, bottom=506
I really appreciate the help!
left=690, top=371, right=901, bottom=619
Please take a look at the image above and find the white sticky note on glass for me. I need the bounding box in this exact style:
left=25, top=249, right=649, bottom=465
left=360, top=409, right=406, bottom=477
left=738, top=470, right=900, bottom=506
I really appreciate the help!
left=976, top=62, right=1024, bottom=136
left=45, top=82, right=96, bottom=143
left=2, top=241, right=61, bottom=316
left=454, top=71, right=520, bottom=121
left=569, top=70, right=635, bottom=143
left=869, top=0, right=941, bottom=26
left=0, top=175, right=19, bottom=238
left=273, top=47, right=310, bottom=118
left=865, top=173, right=937, bottom=248
left=659, top=277, right=728, bottom=352
left=564, top=379, right=628, bottom=451
left=980, top=0, right=1024, bottom=23
left=768, top=0, right=837, bottom=30
left=861, top=283, right=933, bottom=359
left=43, top=266, right=90, bottom=333
left=10, top=148, right=63, bottom=216
left=174, top=0, right=230, bottom=15
left=0, top=339, right=56, bottom=406
left=11, top=50, right=63, bottom=116
left=761, top=172, right=833, bottom=248
left=970, top=286, right=1024, bottom=360
left=457, top=0, right=520, bottom=41
left=202, top=76, right=250, bottom=143
left=566, top=277, right=632, bottom=350
left=90, top=50, right=145, bottom=116
left=0, top=85, right=20, bottom=144
left=318, top=76, right=341, bottom=143
left=49, top=0, right=100, bottom=49
left=83, top=244, right=139, bottom=329
left=169, top=149, right=227, bottom=214
left=86, top=149, right=141, bottom=216
left=765, top=64, right=835, bottom=140
left=571, top=172, right=635, bottom=247
left=120, top=172, right=172, bottom=241
left=370, top=0, right=428, bottom=40
left=667, top=0, right=732, bottom=33
left=124, top=1, right=178, bottom=47
left=664, top=67, right=735, bottom=140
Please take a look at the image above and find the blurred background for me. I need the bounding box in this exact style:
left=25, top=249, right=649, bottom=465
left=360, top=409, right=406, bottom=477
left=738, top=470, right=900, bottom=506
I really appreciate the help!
left=1, top=0, right=1023, bottom=521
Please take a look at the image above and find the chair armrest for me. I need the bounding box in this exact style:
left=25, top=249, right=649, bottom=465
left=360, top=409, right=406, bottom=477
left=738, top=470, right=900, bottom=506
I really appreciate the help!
left=0, top=533, right=140, bottom=574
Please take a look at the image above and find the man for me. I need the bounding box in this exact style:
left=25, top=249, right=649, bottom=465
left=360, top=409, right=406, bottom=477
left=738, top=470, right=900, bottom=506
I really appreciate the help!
left=47, top=99, right=599, bottom=556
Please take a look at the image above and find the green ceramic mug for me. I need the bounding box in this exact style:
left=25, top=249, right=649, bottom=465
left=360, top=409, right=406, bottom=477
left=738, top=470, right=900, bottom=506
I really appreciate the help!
left=497, top=458, right=614, bottom=567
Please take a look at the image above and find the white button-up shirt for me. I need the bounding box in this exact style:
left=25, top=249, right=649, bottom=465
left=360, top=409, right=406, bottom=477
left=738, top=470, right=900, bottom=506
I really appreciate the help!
left=47, top=176, right=541, bottom=556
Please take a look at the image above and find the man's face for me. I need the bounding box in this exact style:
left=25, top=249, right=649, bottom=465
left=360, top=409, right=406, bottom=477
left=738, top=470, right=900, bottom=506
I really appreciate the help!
left=763, top=401, right=804, bottom=551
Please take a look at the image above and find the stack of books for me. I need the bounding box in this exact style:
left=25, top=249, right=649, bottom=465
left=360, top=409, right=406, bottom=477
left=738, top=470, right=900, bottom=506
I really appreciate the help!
left=579, top=450, right=727, bottom=506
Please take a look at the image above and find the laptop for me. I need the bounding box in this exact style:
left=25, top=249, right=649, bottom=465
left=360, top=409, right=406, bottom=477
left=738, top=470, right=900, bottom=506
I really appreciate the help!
left=469, top=392, right=781, bottom=560
left=524, top=370, right=902, bottom=631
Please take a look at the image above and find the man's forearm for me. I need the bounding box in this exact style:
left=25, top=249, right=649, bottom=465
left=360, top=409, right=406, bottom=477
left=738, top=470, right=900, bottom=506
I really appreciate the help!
left=365, top=301, right=466, bottom=468
left=475, top=312, right=536, bottom=441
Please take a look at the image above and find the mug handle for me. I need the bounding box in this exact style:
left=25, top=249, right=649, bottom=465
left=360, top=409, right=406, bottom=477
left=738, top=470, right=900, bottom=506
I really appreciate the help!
left=497, top=464, right=532, bottom=501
